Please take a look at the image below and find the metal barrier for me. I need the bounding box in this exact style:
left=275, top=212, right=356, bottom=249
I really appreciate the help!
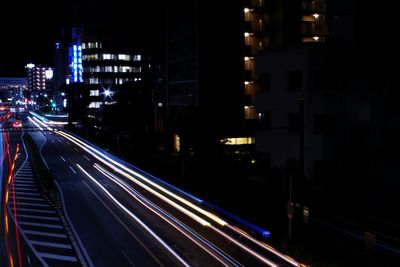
left=0, top=126, right=52, bottom=132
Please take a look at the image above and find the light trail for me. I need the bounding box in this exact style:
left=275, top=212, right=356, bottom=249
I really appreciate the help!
left=30, top=116, right=52, bottom=131
left=76, top=164, right=191, bottom=267
left=94, top=163, right=241, bottom=267
left=27, top=117, right=43, bottom=131
left=57, top=130, right=297, bottom=266
left=27, top=113, right=301, bottom=266
left=56, top=130, right=227, bottom=225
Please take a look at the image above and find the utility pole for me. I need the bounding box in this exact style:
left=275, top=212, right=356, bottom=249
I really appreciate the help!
left=299, top=100, right=304, bottom=182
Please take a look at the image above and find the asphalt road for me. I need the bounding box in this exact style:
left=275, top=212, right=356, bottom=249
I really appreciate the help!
left=3, top=111, right=303, bottom=267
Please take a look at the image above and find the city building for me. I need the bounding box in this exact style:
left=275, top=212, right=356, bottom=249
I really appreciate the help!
left=81, top=40, right=143, bottom=86
left=0, top=78, right=27, bottom=105
left=26, top=64, right=54, bottom=92
left=164, top=0, right=331, bottom=155
left=54, top=27, right=145, bottom=113
left=166, top=1, right=246, bottom=154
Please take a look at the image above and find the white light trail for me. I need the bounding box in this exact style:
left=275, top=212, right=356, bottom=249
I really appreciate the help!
left=94, top=164, right=239, bottom=267
left=55, top=129, right=302, bottom=267
left=27, top=117, right=43, bottom=131
left=76, top=164, right=191, bottom=267
left=56, top=130, right=226, bottom=225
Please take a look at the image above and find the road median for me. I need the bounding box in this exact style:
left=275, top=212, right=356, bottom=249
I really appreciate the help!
left=22, top=133, right=54, bottom=194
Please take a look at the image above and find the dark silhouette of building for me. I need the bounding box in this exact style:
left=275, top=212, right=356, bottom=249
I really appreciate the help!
left=166, top=0, right=252, bottom=156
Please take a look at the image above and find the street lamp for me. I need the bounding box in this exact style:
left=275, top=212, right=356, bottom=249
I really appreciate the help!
left=104, top=89, right=112, bottom=97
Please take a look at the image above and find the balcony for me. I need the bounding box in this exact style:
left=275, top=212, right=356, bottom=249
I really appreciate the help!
left=244, top=21, right=266, bottom=33
left=244, top=0, right=266, bottom=9
left=302, top=0, right=327, bottom=13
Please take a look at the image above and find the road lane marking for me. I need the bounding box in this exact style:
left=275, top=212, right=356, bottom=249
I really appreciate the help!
left=20, top=222, right=63, bottom=229
left=95, top=165, right=239, bottom=267
left=37, top=253, right=77, bottom=262
left=11, top=207, right=56, bottom=214
left=11, top=187, right=39, bottom=191
left=10, top=196, right=46, bottom=201
left=73, top=148, right=79, bottom=153
left=30, top=240, right=72, bottom=249
left=12, top=183, right=37, bottom=188
left=60, top=156, right=66, bottom=162
left=83, top=155, right=90, bottom=161
left=81, top=180, right=164, bottom=267
left=79, top=168, right=191, bottom=267
left=16, top=174, right=34, bottom=177
left=11, top=192, right=41, bottom=196
left=13, top=180, right=35, bottom=184
left=8, top=202, right=50, bottom=207
left=121, top=250, right=137, bottom=267
left=69, top=166, right=77, bottom=174
left=18, top=214, right=60, bottom=221
left=55, top=181, right=95, bottom=267
left=24, top=230, right=67, bottom=238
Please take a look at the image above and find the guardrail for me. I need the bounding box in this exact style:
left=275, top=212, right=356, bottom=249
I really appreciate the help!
left=0, top=126, right=52, bottom=132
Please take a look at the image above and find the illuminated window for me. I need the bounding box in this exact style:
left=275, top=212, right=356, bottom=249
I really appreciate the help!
left=89, top=90, right=99, bottom=96
left=222, top=137, right=255, bottom=145
left=174, top=134, right=180, bottom=153
left=120, top=66, right=133, bottom=73
left=132, top=66, right=141, bottom=73
left=133, top=55, right=141, bottom=61
left=244, top=106, right=257, bottom=120
left=88, top=102, right=102, bottom=108
left=118, top=54, right=131, bottom=61
left=103, top=54, right=111, bottom=60
left=83, top=54, right=99, bottom=60
left=84, top=42, right=102, bottom=49
left=105, top=66, right=113, bottom=72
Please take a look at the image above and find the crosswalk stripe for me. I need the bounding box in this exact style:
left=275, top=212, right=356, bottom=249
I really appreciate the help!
left=14, top=173, right=33, bottom=178
left=11, top=187, right=38, bottom=191
left=10, top=196, right=45, bottom=201
left=11, top=208, right=56, bottom=214
left=8, top=202, right=50, bottom=207
left=18, top=214, right=60, bottom=221
left=15, top=170, right=32, bottom=175
left=24, top=230, right=67, bottom=238
left=30, top=240, right=72, bottom=249
left=13, top=180, right=35, bottom=184
left=12, top=184, right=36, bottom=188
left=20, top=221, right=63, bottom=229
left=11, top=192, right=41, bottom=196
left=14, top=176, right=34, bottom=181
left=37, top=252, right=77, bottom=262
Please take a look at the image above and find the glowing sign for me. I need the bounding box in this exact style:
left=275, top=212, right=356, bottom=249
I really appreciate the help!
left=45, top=69, right=53, bottom=79
left=71, top=44, right=83, bottom=83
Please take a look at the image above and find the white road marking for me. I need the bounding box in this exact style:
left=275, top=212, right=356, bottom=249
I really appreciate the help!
left=20, top=222, right=63, bottom=229
left=37, top=253, right=77, bottom=262
left=69, top=166, right=77, bottom=174
left=30, top=240, right=72, bottom=249
left=24, top=230, right=67, bottom=238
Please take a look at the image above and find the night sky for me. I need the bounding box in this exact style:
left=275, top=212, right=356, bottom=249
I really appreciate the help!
left=0, top=0, right=164, bottom=77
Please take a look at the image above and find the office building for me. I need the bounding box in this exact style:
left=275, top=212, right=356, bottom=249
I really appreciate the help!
left=26, top=64, right=53, bottom=92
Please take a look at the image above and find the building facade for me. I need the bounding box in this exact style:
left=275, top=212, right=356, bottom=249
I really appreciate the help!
left=166, top=0, right=248, bottom=154
left=26, top=64, right=53, bottom=92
